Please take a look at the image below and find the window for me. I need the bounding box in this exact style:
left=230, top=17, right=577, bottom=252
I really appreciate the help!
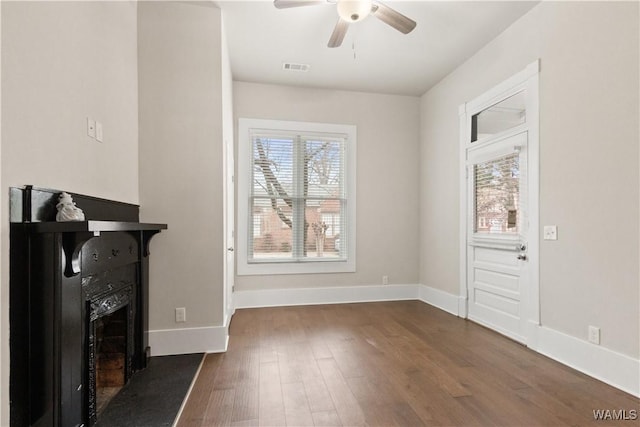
left=471, top=91, right=526, bottom=142
left=238, top=118, right=356, bottom=275
left=474, top=152, right=520, bottom=234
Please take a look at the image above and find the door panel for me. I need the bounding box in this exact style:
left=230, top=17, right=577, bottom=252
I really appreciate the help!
left=474, top=246, right=519, bottom=267
left=474, top=288, right=519, bottom=316
left=475, top=268, right=519, bottom=294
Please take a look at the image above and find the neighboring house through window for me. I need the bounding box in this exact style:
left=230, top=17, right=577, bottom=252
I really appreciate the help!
left=237, top=118, right=356, bottom=275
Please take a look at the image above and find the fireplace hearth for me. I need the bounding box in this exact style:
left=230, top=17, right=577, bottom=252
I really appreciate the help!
left=9, top=186, right=166, bottom=427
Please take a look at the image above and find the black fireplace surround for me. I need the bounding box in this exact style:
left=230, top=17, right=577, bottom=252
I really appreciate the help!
left=9, top=186, right=167, bottom=427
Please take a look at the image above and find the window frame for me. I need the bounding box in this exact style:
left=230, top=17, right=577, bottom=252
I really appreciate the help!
left=237, top=118, right=357, bottom=275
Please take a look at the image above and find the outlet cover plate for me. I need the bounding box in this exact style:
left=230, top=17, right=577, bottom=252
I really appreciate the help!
left=543, top=225, right=557, bottom=240
left=588, top=325, right=600, bottom=344
left=175, top=307, right=186, bottom=323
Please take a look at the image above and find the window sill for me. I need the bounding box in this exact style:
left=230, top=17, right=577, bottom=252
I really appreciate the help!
left=237, top=259, right=356, bottom=276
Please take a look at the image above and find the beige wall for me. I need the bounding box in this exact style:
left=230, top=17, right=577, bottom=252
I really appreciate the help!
left=138, top=1, right=225, bottom=330
left=0, top=1, right=139, bottom=422
left=234, top=82, right=420, bottom=290
left=0, top=3, right=4, bottom=424
left=1, top=1, right=139, bottom=201
left=420, top=1, right=639, bottom=358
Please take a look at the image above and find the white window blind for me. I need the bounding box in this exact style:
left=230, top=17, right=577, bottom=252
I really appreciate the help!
left=249, top=130, right=347, bottom=263
left=474, top=152, right=520, bottom=234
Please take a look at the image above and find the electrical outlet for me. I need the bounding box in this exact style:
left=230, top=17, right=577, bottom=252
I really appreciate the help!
left=588, top=325, right=600, bottom=345
left=382, top=275, right=389, bottom=285
left=543, top=225, right=558, bottom=240
left=175, top=307, right=186, bottom=323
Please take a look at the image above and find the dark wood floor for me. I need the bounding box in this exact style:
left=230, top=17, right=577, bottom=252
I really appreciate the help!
left=177, top=301, right=639, bottom=426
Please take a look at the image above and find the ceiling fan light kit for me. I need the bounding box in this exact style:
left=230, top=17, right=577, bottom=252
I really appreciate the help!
left=273, top=0, right=416, bottom=48
left=337, top=0, right=372, bottom=23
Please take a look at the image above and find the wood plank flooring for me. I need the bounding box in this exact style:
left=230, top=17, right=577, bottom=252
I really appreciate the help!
left=177, top=301, right=639, bottom=426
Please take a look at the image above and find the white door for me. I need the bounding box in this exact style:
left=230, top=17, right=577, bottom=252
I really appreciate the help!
left=223, top=137, right=235, bottom=322
left=466, top=131, right=530, bottom=343
left=460, top=60, right=540, bottom=345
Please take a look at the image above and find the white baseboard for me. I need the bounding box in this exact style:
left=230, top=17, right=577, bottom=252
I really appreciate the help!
left=534, top=325, right=640, bottom=397
left=149, top=324, right=229, bottom=356
left=417, top=284, right=461, bottom=316
left=234, top=284, right=419, bottom=309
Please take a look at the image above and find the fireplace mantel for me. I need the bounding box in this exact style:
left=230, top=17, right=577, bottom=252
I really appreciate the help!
left=9, top=186, right=167, bottom=427
left=25, top=220, right=167, bottom=233
left=19, top=220, right=167, bottom=277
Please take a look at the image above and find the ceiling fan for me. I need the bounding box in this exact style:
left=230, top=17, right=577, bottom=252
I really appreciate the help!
left=274, top=0, right=417, bottom=48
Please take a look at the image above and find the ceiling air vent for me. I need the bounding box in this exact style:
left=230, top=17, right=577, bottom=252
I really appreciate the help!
left=283, top=62, right=310, bottom=72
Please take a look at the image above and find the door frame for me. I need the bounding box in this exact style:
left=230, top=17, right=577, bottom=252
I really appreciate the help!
left=223, top=134, right=235, bottom=327
left=458, top=59, right=540, bottom=346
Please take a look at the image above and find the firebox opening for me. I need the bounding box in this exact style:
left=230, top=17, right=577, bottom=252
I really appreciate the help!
left=95, top=306, right=128, bottom=416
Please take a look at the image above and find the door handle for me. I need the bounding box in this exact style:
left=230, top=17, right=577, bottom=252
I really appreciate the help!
left=227, top=247, right=234, bottom=252
left=517, top=254, right=527, bottom=260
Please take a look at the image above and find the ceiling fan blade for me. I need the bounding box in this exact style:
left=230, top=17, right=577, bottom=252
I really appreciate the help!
left=274, top=0, right=327, bottom=9
left=328, top=19, right=349, bottom=48
left=371, top=1, right=416, bottom=34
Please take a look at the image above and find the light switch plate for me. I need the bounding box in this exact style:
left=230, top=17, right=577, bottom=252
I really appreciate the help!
left=96, top=121, right=103, bottom=142
left=87, top=118, right=96, bottom=138
left=543, top=225, right=557, bottom=240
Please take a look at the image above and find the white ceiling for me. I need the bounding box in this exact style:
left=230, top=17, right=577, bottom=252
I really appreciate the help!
left=217, top=1, right=539, bottom=96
